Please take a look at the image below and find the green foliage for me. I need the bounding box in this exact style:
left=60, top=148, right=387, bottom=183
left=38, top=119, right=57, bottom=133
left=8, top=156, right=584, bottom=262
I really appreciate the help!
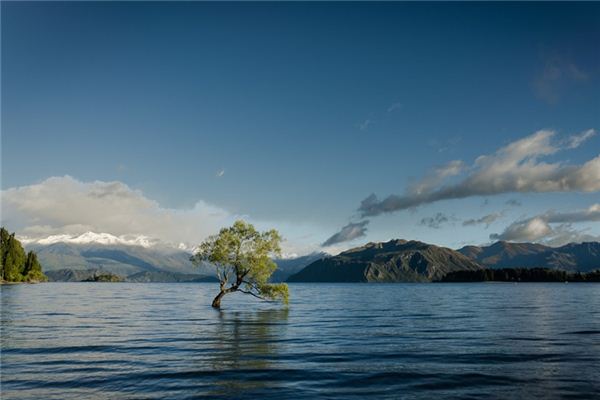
left=191, top=220, right=289, bottom=307
left=1, top=227, right=48, bottom=283
left=257, top=282, right=289, bottom=304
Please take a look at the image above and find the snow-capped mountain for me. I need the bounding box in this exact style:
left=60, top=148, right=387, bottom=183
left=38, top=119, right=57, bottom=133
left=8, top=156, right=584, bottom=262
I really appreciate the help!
left=19, top=231, right=320, bottom=282
left=18, top=231, right=206, bottom=280
left=19, top=231, right=193, bottom=252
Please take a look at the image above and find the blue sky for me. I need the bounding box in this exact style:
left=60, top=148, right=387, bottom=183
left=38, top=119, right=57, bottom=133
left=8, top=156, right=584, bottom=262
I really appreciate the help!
left=2, top=2, right=599, bottom=254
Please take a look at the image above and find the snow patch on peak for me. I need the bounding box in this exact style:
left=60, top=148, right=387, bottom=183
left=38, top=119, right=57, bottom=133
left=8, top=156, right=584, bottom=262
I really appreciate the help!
left=279, top=252, right=299, bottom=260
left=19, top=231, right=160, bottom=248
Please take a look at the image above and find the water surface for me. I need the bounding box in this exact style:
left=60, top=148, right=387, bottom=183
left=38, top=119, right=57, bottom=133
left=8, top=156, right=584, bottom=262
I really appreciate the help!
left=2, top=283, right=599, bottom=399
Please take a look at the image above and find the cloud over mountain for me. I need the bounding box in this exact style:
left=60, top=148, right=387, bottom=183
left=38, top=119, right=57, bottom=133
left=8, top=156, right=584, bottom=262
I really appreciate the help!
left=359, top=129, right=599, bottom=217
left=322, top=221, right=369, bottom=247
left=490, top=204, right=600, bottom=245
left=1, top=176, right=237, bottom=249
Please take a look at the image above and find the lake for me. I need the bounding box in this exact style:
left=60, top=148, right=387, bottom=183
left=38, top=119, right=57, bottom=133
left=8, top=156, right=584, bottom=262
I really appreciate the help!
left=1, top=283, right=599, bottom=399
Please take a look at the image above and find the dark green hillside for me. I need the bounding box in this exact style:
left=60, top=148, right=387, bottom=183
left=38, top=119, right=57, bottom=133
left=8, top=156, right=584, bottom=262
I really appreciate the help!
left=288, top=239, right=482, bottom=282
left=270, top=252, right=328, bottom=282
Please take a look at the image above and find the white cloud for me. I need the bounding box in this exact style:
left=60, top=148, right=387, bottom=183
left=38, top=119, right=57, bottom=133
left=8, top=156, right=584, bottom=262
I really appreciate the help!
left=491, top=217, right=553, bottom=242
left=410, top=160, right=465, bottom=196
left=1, top=176, right=331, bottom=255
left=566, top=129, right=596, bottom=149
left=543, top=203, right=600, bottom=224
left=360, top=129, right=599, bottom=216
left=1, top=176, right=238, bottom=249
left=490, top=204, right=600, bottom=245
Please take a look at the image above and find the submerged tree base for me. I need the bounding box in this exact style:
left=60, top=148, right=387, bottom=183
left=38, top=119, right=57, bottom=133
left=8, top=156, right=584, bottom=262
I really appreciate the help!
left=212, top=290, right=227, bottom=308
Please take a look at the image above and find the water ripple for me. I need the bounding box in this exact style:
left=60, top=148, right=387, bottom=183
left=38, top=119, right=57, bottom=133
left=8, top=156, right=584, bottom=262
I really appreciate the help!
left=1, top=282, right=599, bottom=399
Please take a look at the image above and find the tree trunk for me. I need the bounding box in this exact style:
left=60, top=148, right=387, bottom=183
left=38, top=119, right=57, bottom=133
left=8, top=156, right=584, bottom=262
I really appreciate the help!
left=212, top=290, right=227, bottom=308
left=212, top=279, right=243, bottom=308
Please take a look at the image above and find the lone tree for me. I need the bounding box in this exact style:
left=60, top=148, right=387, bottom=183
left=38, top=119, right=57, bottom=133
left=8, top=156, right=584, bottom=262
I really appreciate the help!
left=191, top=220, right=289, bottom=308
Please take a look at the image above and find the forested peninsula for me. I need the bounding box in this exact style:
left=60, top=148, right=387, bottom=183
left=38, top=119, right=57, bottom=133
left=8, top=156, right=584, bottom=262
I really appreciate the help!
left=1, top=227, right=47, bottom=283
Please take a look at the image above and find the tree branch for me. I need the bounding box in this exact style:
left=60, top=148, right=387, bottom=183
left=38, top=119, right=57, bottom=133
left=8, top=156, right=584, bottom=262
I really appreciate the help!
left=238, top=289, right=274, bottom=302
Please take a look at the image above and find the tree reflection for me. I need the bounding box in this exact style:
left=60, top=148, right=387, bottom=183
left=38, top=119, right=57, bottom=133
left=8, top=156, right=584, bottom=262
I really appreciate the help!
left=207, top=308, right=289, bottom=396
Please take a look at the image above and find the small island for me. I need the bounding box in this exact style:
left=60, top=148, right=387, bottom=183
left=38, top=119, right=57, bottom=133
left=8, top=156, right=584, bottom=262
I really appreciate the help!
left=81, top=273, right=124, bottom=282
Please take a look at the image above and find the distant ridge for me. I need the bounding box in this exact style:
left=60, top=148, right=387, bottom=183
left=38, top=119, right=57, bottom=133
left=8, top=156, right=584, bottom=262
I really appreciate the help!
left=26, top=241, right=205, bottom=277
left=271, top=252, right=328, bottom=282
left=25, top=231, right=600, bottom=282
left=458, top=241, right=600, bottom=272
left=45, top=269, right=218, bottom=283
left=289, top=239, right=600, bottom=282
left=288, top=239, right=482, bottom=282
left=25, top=234, right=325, bottom=282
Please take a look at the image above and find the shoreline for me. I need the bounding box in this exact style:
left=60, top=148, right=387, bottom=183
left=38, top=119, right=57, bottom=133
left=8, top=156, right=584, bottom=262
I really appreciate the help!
left=0, top=280, right=44, bottom=285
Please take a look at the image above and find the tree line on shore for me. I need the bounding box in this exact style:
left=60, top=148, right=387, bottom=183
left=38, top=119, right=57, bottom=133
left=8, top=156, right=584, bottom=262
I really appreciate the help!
left=440, top=267, right=600, bottom=282
left=1, top=227, right=47, bottom=282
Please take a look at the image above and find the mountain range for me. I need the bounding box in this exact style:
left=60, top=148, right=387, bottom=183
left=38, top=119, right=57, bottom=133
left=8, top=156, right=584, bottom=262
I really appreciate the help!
left=27, top=242, right=205, bottom=277
left=23, top=232, right=600, bottom=283
left=458, top=241, right=600, bottom=272
left=23, top=232, right=321, bottom=282
left=288, top=239, right=482, bottom=282
left=289, top=240, right=600, bottom=282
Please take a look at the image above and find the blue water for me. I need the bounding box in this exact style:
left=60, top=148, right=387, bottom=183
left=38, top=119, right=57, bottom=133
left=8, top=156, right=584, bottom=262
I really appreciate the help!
left=1, top=283, right=599, bottom=399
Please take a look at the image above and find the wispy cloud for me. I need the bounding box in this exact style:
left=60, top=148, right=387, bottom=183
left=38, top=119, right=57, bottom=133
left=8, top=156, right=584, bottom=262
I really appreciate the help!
left=387, top=102, right=402, bottom=113
left=490, top=204, right=600, bottom=245
left=216, top=169, right=225, bottom=178
left=322, top=220, right=369, bottom=247
left=566, top=129, right=596, bottom=149
left=533, top=55, right=590, bottom=104
left=358, top=119, right=371, bottom=131
left=462, top=212, right=503, bottom=228
left=359, top=129, right=599, bottom=217
left=419, top=212, right=450, bottom=229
